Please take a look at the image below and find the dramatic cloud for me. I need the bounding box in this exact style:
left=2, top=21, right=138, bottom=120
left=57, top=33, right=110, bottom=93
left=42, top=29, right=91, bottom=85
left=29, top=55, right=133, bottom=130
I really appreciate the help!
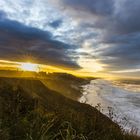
left=49, top=19, right=63, bottom=29
left=58, top=0, right=140, bottom=73
left=61, top=0, right=114, bottom=16
left=0, top=0, right=140, bottom=76
left=0, top=17, right=80, bottom=69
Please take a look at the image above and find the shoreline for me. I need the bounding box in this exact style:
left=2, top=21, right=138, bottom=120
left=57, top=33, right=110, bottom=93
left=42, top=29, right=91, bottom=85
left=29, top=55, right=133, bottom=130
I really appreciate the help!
left=79, top=79, right=140, bottom=135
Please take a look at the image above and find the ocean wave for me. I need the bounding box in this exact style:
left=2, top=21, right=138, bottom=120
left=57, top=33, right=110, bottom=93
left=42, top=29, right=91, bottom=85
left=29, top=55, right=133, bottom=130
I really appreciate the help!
left=79, top=79, right=140, bottom=135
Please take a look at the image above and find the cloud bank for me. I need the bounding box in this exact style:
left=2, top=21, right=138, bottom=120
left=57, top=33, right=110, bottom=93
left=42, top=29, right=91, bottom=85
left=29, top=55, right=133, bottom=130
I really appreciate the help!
left=0, top=16, right=80, bottom=69
left=0, top=0, right=140, bottom=76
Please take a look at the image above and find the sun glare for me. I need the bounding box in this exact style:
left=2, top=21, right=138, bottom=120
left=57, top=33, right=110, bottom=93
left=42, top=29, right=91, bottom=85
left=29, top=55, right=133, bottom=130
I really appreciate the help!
left=20, top=62, right=39, bottom=72
left=77, top=58, right=103, bottom=72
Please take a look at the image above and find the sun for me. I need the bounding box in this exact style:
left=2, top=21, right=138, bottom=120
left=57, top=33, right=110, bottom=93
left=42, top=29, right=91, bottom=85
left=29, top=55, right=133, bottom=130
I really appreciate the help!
left=20, top=62, right=39, bottom=72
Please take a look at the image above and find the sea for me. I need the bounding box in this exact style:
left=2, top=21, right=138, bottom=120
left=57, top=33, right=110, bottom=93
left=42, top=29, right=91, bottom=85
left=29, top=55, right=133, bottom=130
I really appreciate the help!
left=79, top=79, right=140, bottom=135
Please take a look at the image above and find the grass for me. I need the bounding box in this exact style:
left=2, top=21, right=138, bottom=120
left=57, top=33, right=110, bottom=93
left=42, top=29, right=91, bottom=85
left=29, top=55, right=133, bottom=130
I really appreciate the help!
left=0, top=77, right=140, bottom=140
left=0, top=83, right=88, bottom=140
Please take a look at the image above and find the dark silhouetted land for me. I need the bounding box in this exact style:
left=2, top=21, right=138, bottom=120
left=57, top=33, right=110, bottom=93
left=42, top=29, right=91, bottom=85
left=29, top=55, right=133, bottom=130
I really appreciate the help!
left=0, top=72, right=140, bottom=140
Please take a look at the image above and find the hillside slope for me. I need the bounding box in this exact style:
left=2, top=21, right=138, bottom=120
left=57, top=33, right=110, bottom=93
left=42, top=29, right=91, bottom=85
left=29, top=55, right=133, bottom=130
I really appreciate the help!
left=0, top=77, right=139, bottom=140
left=41, top=73, right=90, bottom=100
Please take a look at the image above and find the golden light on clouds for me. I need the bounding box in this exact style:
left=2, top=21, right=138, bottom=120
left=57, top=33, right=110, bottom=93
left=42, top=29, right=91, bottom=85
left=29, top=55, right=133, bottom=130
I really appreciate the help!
left=0, top=59, right=106, bottom=78
left=0, top=59, right=69, bottom=73
left=77, top=57, right=103, bottom=72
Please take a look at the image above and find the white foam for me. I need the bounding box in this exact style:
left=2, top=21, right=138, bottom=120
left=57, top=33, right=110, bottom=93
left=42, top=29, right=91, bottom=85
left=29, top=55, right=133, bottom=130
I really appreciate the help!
left=79, top=79, right=140, bottom=135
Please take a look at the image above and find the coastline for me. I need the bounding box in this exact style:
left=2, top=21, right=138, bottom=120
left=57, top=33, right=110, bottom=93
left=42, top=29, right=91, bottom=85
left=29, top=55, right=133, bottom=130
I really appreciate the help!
left=79, top=79, right=140, bottom=135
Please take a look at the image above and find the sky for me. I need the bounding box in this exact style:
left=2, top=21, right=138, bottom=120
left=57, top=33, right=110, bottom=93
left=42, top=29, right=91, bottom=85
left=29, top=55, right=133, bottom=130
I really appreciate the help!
left=0, top=0, right=140, bottom=78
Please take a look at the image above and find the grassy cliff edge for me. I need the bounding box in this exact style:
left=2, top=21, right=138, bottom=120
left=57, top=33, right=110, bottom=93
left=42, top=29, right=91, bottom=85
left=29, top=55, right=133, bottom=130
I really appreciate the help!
left=0, top=76, right=139, bottom=140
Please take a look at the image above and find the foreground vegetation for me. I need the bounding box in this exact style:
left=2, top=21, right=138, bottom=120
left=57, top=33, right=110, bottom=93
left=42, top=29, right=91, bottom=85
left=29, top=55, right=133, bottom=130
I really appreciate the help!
left=0, top=77, right=140, bottom=140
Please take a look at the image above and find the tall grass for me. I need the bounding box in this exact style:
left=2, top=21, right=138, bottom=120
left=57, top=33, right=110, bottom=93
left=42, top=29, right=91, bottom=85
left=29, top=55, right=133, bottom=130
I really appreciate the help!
left=0, top=84, right=87, bottom=140
left=0, top=80, right=140, bottom=140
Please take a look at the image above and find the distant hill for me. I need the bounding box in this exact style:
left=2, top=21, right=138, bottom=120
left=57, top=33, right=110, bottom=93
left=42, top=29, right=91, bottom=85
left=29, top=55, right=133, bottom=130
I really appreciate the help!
left=0, top=70, right=91, bottom=100
left=41, top=73, right=91, bottom=100
left=0, top=70, right=38, bottom=78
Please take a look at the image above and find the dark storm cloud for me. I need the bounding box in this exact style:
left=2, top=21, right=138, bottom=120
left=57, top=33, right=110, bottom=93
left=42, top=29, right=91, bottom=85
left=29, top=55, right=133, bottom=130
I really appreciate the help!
left=61, top=0, right=140, bottom=71
left=62, top=0, right=114, bottom=16
left=62, top=0, right=140, bottom=33
left=0, top=18, right=80, bottom=69
left=0, top=10, right=7, bottom=18
left=95, top=32, right=140, bottom=70
left=112, top=0, right=140, bottom=34
left=1, top=0, right=140, bottom=74
left=49, top=19, right=62, bottom=28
